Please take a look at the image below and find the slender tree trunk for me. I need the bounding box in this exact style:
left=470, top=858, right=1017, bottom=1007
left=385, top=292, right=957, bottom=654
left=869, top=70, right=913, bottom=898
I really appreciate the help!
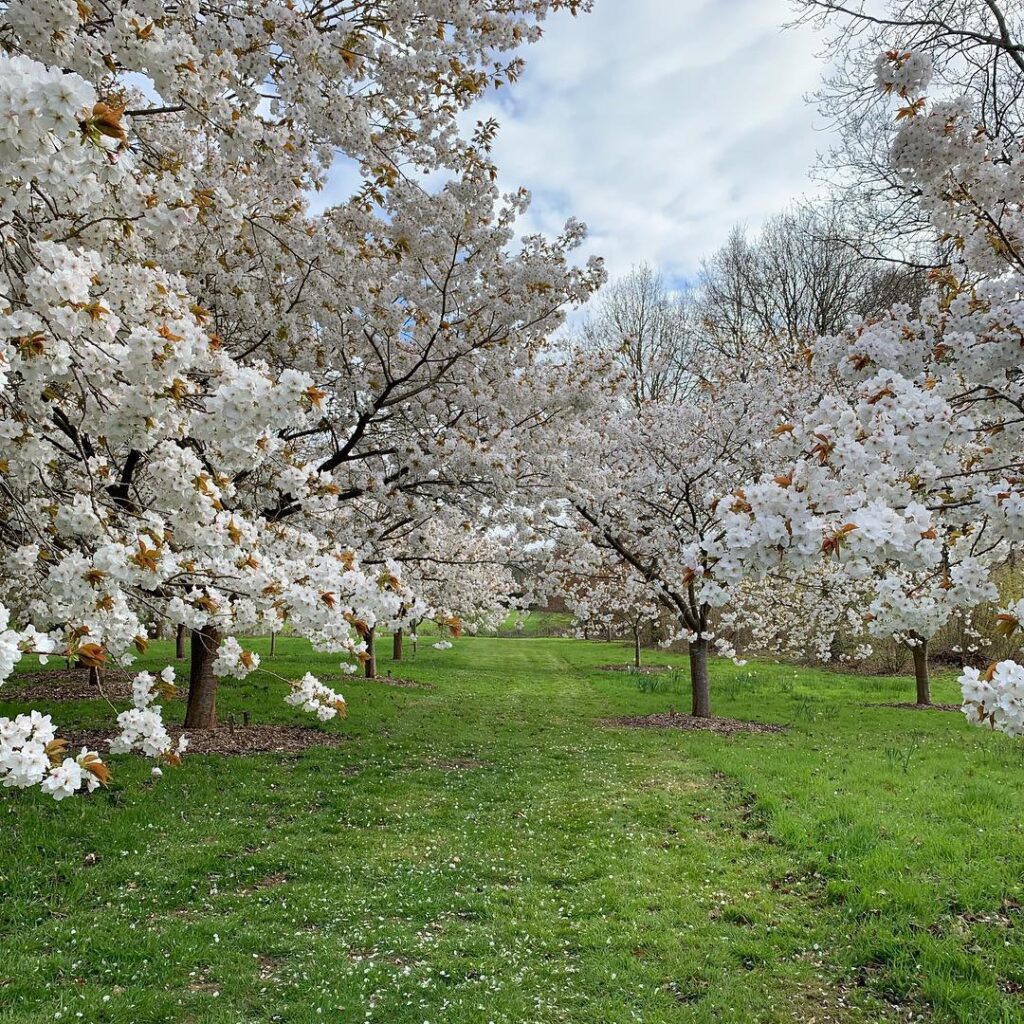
left=184, top=626, right=220, bottom=729
left=393, top=628, right=403, bottom=662
left=269, top=631, right=277, bottom=657
left=175, top=623, right=187, bottom=660
left=88, top=666, right=103, bottom=688
left=605, top=624, right=612, bottom=643
left=689, top=637, right=711, bottom=718
left=912, top=639, right=931, bottom=706
left=364, top=626, right=377, bottom=679
left=632, top=625, right=642, bottom=668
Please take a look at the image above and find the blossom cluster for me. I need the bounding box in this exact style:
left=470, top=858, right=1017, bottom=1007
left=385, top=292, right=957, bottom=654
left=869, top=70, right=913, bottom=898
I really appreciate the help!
left=874, top=49, right=933, bottom=98
left=285, top=674, right=347, bottom=723
left=110, top=669, right=187, bottom=761
left=0, top=712, right=106, bottom=800
left=961, top=662, right=1024, bottom=737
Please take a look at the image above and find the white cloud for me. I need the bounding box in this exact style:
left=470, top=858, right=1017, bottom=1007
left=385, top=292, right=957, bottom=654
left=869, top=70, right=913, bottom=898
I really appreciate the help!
left=466, top=0, right=834, bottom=284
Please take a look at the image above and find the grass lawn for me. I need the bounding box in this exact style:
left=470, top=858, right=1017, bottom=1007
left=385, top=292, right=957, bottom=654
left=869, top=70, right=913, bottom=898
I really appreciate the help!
left=484, top=610, right=575, bottom=637
left=2, top=636, right=1024, bottom=1023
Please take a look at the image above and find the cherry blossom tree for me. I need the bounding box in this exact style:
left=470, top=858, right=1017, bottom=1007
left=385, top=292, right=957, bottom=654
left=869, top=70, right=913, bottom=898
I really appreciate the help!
left=558, top=548, right=662, bottom=668
left=0, top=0, right=601, bottom=796
left=720, top=41, right=1024, bottom=735
left=723, top=561, right=876, bottom=668
left=547, top=354, right=808, bottom=718
left=572, top=264, right=697, bottom=408
left=390, top=520, right=521, bottom=652
left=732, top=554, right=995, bottom=705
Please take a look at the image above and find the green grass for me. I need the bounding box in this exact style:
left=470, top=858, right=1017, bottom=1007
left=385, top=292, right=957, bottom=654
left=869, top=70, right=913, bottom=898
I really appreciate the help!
left=2, top=636, right=1024, bottom=1023
left=486, top=609, right=575, bottom=637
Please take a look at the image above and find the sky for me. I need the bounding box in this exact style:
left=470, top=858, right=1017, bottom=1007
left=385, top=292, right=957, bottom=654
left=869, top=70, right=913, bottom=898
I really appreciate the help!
left=313, top=0, right=837, bottom=289
left=463, top=0, right=835, bottom=286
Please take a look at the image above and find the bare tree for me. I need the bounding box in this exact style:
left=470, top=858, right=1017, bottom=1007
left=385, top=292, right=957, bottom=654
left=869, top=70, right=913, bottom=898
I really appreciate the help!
left=575, top=264, right=697, bottom=408
left=696, top=202, right=928, bottom=364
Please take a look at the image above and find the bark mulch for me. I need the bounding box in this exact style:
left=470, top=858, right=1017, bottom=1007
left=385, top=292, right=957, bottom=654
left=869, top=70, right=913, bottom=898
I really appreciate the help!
left=598, top=663, right=677, bottom=674
left=866, top=701, right=962, bottom=713
left=5, top=668, right=143, bottom=703
left=319, top=673, right=434, bottom=690
left=599, top=712, right=786, bottom=735
left=363, top=674, right=435, bottom=690
left=64, top=725, right=346, bottom=756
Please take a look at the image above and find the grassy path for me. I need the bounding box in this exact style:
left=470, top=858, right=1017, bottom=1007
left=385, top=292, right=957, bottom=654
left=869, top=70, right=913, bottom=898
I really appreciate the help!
left=2, top=636, right=1024, bottom=1022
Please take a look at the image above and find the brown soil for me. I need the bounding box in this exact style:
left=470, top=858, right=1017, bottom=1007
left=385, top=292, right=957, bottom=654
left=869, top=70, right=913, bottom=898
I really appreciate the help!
left=64, top=724, right=346, bottom=756
left=5, top=668, right=144, bottom=702
left=361, top=675, right=435, bottom=690
left=866, top=701, right=962, bottom=713
left=317, top=672, right=433, bottom=690
left=599, top=712, right=786, bottom=735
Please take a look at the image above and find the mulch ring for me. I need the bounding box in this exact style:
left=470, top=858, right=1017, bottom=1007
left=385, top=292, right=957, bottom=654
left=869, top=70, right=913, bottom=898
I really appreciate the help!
left=64, top=725, right=346, bottom=756
left=319, top=673, right=434, bottom=690
left=599, top=712, right=786, bottom=736
left=866, top=701, right=962, bottom=713
left=5, top=668, right=144, bottom=703
left=598, top=664, right=677, bottom=674
left=365, top=674, right=435, bottom=690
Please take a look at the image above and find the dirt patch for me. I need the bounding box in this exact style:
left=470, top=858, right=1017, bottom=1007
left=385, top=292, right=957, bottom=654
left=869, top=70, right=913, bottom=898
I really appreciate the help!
left=256, top=954, right=283, bottom=980
left=187, top=968, right=219, bottom=994
left=64, top=724, right=346, bottom=756
left=598, top=663, right=677, bottom=674
left=254, top=872, right=288, bottom=890
left=365, top=675, right=435, bottom=690
left=236, top=872, right=290, bottom=896
left=319, top=672, right=434, bottom=690
left=4, top=668, right=146, bottom=703
left=866, top=701, right=962, bottom=713
left=599, top=712, right=786, bottom=736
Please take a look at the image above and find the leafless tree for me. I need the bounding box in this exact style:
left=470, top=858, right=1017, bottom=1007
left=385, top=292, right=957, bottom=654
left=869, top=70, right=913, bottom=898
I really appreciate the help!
left=574, top=263, right=698, bottom=408
left=695, top=202, right=928, bottom=364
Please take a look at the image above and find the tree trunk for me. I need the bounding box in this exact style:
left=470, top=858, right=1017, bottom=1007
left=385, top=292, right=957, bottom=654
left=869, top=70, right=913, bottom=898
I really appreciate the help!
left=269, top=631, right=277, bottom=657
left=364, top=627, right=377, bottom=679
left=912, top=639, right=931, bottom=706
left=632, top=626, right=642, bottom=668
left=689, top=637, right=711, bottom=718
left=393, top=628, right=403, bottom=662
left=184, top=626, right=220, bottom=729
left=175, top=623, right=187, bottom=660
